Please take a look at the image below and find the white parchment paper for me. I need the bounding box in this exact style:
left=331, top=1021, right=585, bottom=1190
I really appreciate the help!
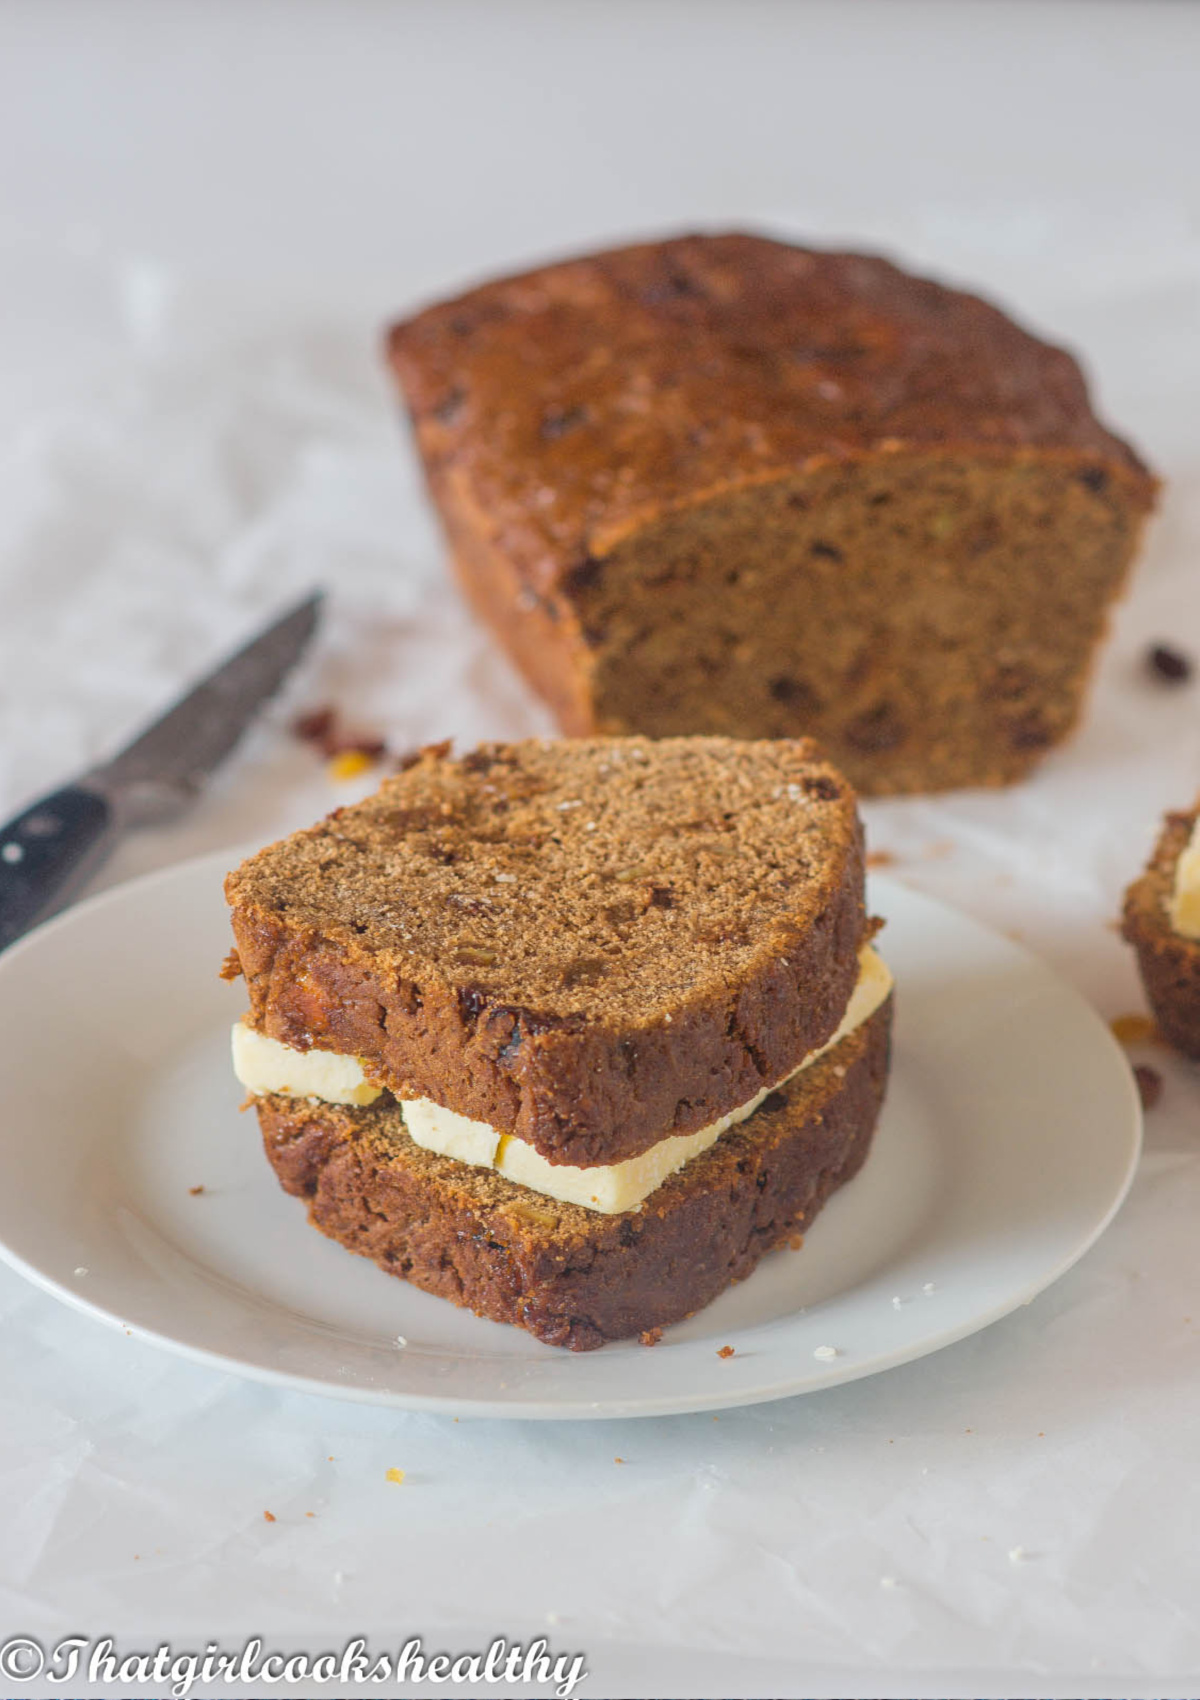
left=1, top=213, right=1199, bottom=1700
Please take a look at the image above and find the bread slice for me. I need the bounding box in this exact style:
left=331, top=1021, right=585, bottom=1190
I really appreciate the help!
left=1122, top=803, right=1200, bottom=1057
left=255, top=998, right=892, bottom=1351
left=226, top=736, right=867, bottom=1168
left=388, top=232, right=1157, bottom=795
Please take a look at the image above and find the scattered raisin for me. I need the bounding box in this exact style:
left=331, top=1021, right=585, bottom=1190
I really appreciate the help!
left=292, top=705, right=336, bottom=744
left=292, top=705, right=387, bottom=763
left=1078, top=466, right=1109, bottom=495
left=1147, top=643, right=1194, bottom=684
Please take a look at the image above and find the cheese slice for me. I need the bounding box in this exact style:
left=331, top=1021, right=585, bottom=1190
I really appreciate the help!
left=231, top=1022, right=383, bottom=1107
left=1170, top=819, right=1200, bottom=940
left=233, top=947, right=892, bottom=1213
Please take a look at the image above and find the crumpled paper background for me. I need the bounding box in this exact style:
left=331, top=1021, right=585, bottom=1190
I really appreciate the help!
left=3, top=173, right=1200, bottom=1700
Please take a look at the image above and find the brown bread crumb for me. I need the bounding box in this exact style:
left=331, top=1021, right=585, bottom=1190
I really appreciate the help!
left=188, top=1185, right=205, bottom=1196
left=716, top=1345, right=735, bottom=1359
left=638, top=1328, right=663, bottom=1347
left=263, top=1510, right=276, bottom=1523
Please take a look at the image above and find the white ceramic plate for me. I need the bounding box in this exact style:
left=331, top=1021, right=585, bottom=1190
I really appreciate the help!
left=0, top=851, right=1140, bottom=1419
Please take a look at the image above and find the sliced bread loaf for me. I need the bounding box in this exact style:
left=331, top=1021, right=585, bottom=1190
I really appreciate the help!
left=388, top=232, right=1157, bottom=794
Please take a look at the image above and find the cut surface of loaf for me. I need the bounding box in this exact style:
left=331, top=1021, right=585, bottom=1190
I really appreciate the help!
left=226, top=736, right=867, bottom=1167
left=1123, top=803, right=1200, bottom=1057
left=388, top=231, right=1158, bottom=795
left=256, top=998, right=892, bottom=1350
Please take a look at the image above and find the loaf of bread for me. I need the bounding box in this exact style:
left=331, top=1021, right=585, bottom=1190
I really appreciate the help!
left=388, top=232, right=1157, bottom=795
left=225, top=734, right=892, bottom=1347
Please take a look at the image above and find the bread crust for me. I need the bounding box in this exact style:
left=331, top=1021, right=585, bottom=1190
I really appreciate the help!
left=226, top=736, right=868, bottom=1168
left=1122, top=805, right=1200, bottom=1058
left=255, top=997, right=892, bottom=1351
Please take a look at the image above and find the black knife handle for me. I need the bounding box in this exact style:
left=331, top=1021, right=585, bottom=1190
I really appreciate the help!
left=0, top=784, right=117, bottom=952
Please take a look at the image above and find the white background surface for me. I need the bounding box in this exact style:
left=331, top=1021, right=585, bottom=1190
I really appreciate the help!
left=1, top=3, right=1199, bottom=1696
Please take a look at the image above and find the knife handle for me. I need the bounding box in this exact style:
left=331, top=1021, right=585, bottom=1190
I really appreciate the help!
left=0, top=784, right=118, bottom=952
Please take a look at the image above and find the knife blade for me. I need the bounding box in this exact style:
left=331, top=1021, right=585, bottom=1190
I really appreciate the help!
left=0, top=589, right=323, bottom=952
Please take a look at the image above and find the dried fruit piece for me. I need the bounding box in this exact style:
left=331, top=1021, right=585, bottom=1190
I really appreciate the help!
left=292, top=705, right=336, bottom=743
left=1147, top=643, right=1193, bottom=684
left=295, top=703, right=389, bottom=764
left=1110, top=1013, right=1158, bottom=1045
left=454, top=944, right=498, bottom=967
left=328, top=750, right=374, bottom=782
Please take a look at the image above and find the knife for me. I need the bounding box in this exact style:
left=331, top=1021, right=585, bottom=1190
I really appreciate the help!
left=0, top=589, right=323, bottom=952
